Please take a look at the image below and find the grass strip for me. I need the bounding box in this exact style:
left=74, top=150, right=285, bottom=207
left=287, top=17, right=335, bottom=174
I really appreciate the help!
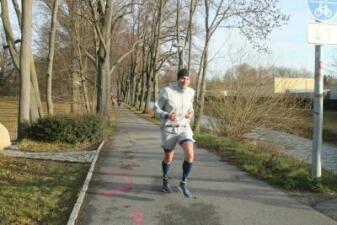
left=0, top=155, right=89, bottom=225
left=195, top=133, right=337, bottom=193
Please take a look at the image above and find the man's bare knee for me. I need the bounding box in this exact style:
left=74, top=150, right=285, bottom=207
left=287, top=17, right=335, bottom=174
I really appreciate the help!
left=164, top=151, right=174, bottom=164
left=181, top=141, right=194, bottom=163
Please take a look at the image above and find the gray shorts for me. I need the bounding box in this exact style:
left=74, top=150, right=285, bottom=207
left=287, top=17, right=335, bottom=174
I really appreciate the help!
left=161, top=126, right=195, bottom=151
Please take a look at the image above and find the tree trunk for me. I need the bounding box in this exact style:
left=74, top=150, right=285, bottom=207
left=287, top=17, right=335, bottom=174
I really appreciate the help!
left=193, top=42, right=208, bottom=132
left=82, top=56, right=91, bottom=112
left=143, top=69, right=152, bottom=113
left=30, top=88, right=39, bottom=123
left=133, top=77, right=141, bottom=107
left=1, top=0, right=20, bottom=69
left=131, top=72, right=138, bottom=106
left=152, top=0, right=164, bottom=106
left=46, top=0, right=60, bottom=116
left=18, top=0, right=32, bottom=139
left=127, top=67, right=133, bottom=105
left=129, top=53, right=138, bottom=105
left=74, top=18, right=91, bottom=113
left=45, top=0, right=60, bottom=115
left=195, top=49, right=205, bottom=104
left=71, top=53, right=81, bottom=113
left=30, top=55, right=43, bottom=118
left=139, top=68, right=146, bottom=110
left=2, top=0, right=43, bottom=121
left=193, top=0, right=210, bottom=132
left=187, top=0, right=196, bottom=73
left=176, top=0, right=183, bottom=70
left=94, top=0, right=114, bottom=120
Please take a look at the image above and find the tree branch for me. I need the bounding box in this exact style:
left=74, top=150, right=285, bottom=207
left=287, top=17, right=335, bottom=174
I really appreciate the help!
left=110, top=39, right=142, bottom=76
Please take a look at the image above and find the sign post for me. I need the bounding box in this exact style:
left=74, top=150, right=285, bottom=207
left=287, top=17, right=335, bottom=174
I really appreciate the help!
left=307, top=0, right=337, bottom=179
left=312, top=43, right=323, bottom=179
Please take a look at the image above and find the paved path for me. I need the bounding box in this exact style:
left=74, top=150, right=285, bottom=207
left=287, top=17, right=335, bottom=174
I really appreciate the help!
left=76, top=106, right=337, bottom=225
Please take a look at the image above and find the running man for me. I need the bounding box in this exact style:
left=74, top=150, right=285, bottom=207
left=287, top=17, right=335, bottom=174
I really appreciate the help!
left=155, top=68, right=195, bottom=198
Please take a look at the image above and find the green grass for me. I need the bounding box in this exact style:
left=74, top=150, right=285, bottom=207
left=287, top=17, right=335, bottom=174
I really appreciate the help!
left=195, top=132, right=337, bottom=193
left=0, top=155, right=89, bottom=225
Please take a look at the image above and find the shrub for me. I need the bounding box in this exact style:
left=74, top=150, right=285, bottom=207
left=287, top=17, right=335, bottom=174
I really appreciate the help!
left=205, top=76, right=311, bottom=139
left=26, top=114, right=108, bottom=144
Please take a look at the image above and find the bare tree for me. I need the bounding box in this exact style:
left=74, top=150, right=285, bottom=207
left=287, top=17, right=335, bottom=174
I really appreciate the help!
left=18, top=0, right=32, bottom=139
left=46, top=0, right=60, bottom=115
left=151, top=0, right=166, bottom=105
left=88, top=0, right=115, bottom=119
left=1, top=0, right=44, bottom=122
left=193, top=0, right=289, bottom=132
left=88, top=0, right=142, bottom=119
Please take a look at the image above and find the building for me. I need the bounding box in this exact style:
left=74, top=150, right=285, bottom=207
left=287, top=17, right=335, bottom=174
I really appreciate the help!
left=210, top=77, right=316, bottom=98
left=274, top=77, right=314, bottom=94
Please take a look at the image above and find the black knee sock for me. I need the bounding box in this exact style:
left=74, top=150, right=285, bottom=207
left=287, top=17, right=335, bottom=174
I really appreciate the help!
left=182, top=161, right=193, bottom=183
left=162, top=161, right=170, bottom=180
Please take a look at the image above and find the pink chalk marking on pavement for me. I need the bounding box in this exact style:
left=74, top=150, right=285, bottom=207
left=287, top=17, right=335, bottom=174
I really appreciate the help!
left=101, top=177, right=133, bottom=197
left=129, top=211, right=143, bottom=225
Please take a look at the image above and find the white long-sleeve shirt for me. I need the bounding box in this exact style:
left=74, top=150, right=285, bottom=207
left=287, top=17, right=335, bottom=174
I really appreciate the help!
left=155, top=84, right=195, bottom=127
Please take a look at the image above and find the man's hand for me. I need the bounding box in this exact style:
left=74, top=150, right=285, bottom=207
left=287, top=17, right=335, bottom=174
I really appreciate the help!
left=168, top=112, right=177, bottom=121
left=185, top=111, right=193, bottom=119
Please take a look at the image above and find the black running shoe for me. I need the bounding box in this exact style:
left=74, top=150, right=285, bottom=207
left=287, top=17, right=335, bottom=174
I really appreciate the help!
left=162, top=179, right=172, bottom=193
left=177, top=182, right=192, bottom=198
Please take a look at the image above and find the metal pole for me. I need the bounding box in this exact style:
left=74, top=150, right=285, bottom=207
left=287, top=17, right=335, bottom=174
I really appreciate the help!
left=312, top=44, right=323, bottom=178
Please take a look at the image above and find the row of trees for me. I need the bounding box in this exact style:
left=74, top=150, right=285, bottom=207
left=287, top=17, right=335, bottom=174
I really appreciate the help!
left=113, top=0, right=289, bottom=132
left=0, top=0, right=288, bottom=139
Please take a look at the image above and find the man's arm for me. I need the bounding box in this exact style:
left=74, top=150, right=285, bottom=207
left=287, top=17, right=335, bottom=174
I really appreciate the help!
left=185, top=89, right=195, bottom=119
left=154, top=88, right=169, bottom=119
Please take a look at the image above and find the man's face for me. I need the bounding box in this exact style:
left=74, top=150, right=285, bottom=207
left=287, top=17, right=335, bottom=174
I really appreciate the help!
left=178, top=76, right=190, bottom=89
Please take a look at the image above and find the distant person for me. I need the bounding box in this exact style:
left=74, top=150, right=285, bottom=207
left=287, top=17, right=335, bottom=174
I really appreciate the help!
left=117, top=99, right=122, bottom=107
left=111, top=95, right=116, bottom=107
left=154, top=68, right=195, bottom=198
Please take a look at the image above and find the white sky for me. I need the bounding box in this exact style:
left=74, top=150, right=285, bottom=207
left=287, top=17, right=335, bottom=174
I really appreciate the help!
left=207, top=0, right=337, bottom=77
left=3, top=0, right=337, bottom=77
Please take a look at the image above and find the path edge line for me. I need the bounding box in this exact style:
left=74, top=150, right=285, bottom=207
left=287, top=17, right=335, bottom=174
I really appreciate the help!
left=66, top=141, right=105, bottom=225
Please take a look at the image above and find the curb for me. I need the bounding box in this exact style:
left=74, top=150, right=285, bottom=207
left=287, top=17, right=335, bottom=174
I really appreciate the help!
left=66, top=141, right=105, bottom=225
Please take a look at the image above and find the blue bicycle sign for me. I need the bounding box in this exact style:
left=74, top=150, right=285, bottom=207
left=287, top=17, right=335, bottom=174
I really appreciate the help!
left=308, top=0, right=337, bottom=22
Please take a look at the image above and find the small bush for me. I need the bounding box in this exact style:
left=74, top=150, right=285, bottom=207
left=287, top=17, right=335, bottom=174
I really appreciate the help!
left=26, top=114, right=108, bottom=144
